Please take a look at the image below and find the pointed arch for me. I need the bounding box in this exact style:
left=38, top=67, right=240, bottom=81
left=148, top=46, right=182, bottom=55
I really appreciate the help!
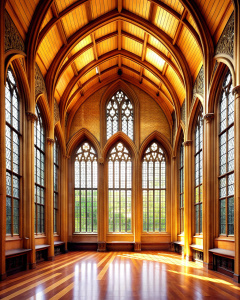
left=54, top=121, right=66, bottom=156
left=36, top=94, right=51, bottom=133
left=67, top=128, right=101, bottom=159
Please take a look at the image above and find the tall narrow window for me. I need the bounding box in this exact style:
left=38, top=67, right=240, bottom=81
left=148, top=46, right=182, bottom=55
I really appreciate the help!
left=106, top=90, right=134, bottom=140
left=5, top=68, right=20, bottom=236
left=179, top=141, right=184, bottom=233
left=75, top=142, right=98, bottom=233
left=108, top=142, right=132, bottom=233
left=53, top=139, right=59, bottom=233
left=34, top=105, right=45, bottom=234
left=142, top=142, right=166, bottom=232
left=219, top=72, right=234, bottom=236
left=194, top=110, right=203, bottom=234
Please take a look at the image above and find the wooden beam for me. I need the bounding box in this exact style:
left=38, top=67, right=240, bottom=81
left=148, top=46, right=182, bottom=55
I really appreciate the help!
left=172, top=9, right=187, bottom=45
left=118, top=21, right=122, bottom=51
left=139, top=33, right=148, bottom=83
left=91, top=33, right=101, bottom=82
left=118, top=54, right=121, bottom=68
left=118, top=0, right=123, bottom=13
left=51, top=1, right=68, bottom=45
left=148, top=2, right=157, bottom=23
left=85, top=0, right=92, bottom=22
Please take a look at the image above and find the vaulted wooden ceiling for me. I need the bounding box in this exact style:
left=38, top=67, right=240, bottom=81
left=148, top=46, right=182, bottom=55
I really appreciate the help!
left=6, top=0, right=233, bottom=120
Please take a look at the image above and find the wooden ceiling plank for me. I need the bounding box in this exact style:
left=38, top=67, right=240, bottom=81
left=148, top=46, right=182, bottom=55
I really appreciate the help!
left=118, top=21, right=122, bottom=50
left=139, top=32, right=149, bottom=83
left=91, top=32, right=101, bottom=82
left=148, top=0, right=181, bottom=21
left=118, top=54, right=122, bottom=68
left=85, top=0, right=93, bottom=22
left=173, top=9, right=187, bottom=45
left=118, top=0, right=123, bottom=13
left=148, top=2, right=157, bottom=23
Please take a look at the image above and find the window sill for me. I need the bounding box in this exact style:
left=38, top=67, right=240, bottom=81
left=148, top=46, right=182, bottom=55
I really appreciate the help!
left=193, top=235, right=203, bottom=239
left=73, top=233, right=98, bottom=235
left=215, top=236, right=235, bottom=242
left=35, top=234, right=46, bottom=239
left=5, top=236, right=22, bottom=242
left=141, top=232, right=170, bottom=236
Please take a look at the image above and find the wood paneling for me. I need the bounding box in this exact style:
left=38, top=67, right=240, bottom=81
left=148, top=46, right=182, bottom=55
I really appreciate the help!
left=90, top=0, right=116, bottom=20
left=71, top=36, right=92, bottom=55
left=148, top=36, right=169, bottom=56
left=123, top=0, right=151, bottom=20
left=154, top=6, right=179, bottom=39
left=97, top=36, right=118, bottom=57
left=144, top=69, right=160, bottom=86
left=122, top=36, right=143, bottom=57
left=56, top=65, right=75, bottom=97
left=166, top=66, right=185, bottom=104
left=122, top=22, right=145, bottom=40
left=74, top=48, right=95, bottom=71
left=81, top=68, right=97, bottom=85
left=100, top=57, right=118, bottom=71
left=56, top=0, right=79, bottom=13
left=145, top=48, right=165, bottom=72
left=122, top=58, right=141, bottom=73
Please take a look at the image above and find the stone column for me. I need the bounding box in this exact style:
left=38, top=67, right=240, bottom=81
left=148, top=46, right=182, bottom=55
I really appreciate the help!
left=203, top=113, right=214, bottom=268
left=0, top=1, right=6, bottom=280
left=97, top=157, right=106, bottom=251
left=183, top=140, right=192, bottom=261
left=46, top=138, right=54, bottom=261
left=233, top=86, right=240, bottom=283
left=25, top=112, right=38, bottom=269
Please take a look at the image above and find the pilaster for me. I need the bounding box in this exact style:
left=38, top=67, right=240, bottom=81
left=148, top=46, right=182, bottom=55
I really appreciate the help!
left=134, top=156, right=141, bottom=251
left=171, top=156, right=178, bottom=243
left=203, top=113, right=214, bottom=268
left=183, top=140, right=192, bottom=261
left=46, top=137, right=55, bottom=261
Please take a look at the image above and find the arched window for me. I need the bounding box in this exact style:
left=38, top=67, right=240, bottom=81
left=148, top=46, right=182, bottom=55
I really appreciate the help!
left=53, top=138, right=59, bottom=233
left=179, top=140, right=184, bottom=233
left=5, top=67, right=21, bottom=236
left=34, top=105, right=45, bottom=234
left=106, top=90, right=134, bottom=140
left=75, top=142, right=98, bottom=233
left=194, top=109, right=203, bottom=234
left=142, top=142, right=166, bottom=232
left=108, top=142, right=132, bottom=233
left=219, top=72, right=234, bottom=235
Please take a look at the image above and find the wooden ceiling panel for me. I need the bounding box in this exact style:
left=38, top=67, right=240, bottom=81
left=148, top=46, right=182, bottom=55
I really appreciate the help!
left=145, top=48, right=165, bottom=72
left=177, top=26, right=202, bottom=78
left=166, top=66, right=185, bottom=104
left=81, top=68, right=97, bottom=85
left=161, top=84, right=171, bottom=103
left=41, top=9, right=53, bottom=31
left=123, top=0, right=151, bottom=21
left=100, top=67, right=118, bottom=81
left=185, top=13, right=199, bottom=35
left=90, top=0, right=117, bottom=20
left=8, top=0, right=40, bottom=35
left=36, top=54, right=47, bottom=77
left=100, top=57, right=118, bottom=71
left=97, top=36, right=118, bottom=57
left=94, top=22, right=117, bottom=40
left=122, top=58, right=141, bottom=73
left=69, top=84, right=79, bottom=99
left=56, top=65, right=75, bottom=97
left=74, top=48, right=95, bottom=71
left=142, top=78, right=157, bottom=94
left=71, top=36, right=92, bottom=55
left=123, top=68, right=139, bottom=81
left=154, top=6, right=179, bottom=39
left=143, top=69, right=160, bottom=86
left=195, top=0, right=232, bottom=37
left=160, top=0, right=184, bottom=15
left=81, top=77, right=99, bottom=96
left=61, top=5, right=88, bottom=39
left=56, top=0, right=79, bottom=13
left=122, top=22, right=145, bottom=40
left=148, top=36, right=169, bottom=56
left=37, top=25, right=63, bottom=70
left=122, top=36, right=143, bottom=57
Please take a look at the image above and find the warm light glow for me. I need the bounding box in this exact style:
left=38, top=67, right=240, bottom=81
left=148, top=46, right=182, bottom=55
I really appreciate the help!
left=146, top=48, right=165, bottom=72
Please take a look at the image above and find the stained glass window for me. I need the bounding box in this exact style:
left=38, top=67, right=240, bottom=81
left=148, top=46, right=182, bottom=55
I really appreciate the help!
left=75, top=142, right=98, bottom=233
left=142, top=142, right=166, bottom=232
left=108, top=142, right=132, bottom=232
left=179, top=140, right=184, bottom=233
left=5, top=67, right=20, bottom=236
left=194, top=109, right=203, bottom=234
left=219, top=72, right=234, bottom=236
left=106, top=90, right=134, bottom=140
left=54, top=138, right=59, bottom=233
left=34, top=105, right=45, bottom=234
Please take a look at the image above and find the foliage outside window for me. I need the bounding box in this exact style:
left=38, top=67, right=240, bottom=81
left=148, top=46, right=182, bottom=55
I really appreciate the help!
left=34, top=105, right=45, bottom=234
left=106, top=90, right=134, bottom=140
left=194, top=110, right=203, bottom=234
left=219, top=72, right=234, bottom=236
left=142, top=142, right=166, bottom=232
left=108, top=142, right=132, bottom=233
left=75, top=142, right=98, bottom=233
left=5, top=67, right=20, bottom=236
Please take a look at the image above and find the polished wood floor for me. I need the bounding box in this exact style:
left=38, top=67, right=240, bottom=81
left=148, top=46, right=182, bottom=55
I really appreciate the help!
left=0, top=251, right=240, bottom=300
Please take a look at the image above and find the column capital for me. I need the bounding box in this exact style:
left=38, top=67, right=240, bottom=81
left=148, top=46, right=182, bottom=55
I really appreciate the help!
left=183, top=140, right=192, bottom=146
left=204, top=113, right=214, bottom=123
left=63, top=154, right=70, bottom=159
left=232, top=85, right=240, bottom=96
left=98, top=157, right=104, bottom=164
left=47, top=138, right=55, bottom=145
left=26, top=112, right=38, bottom=123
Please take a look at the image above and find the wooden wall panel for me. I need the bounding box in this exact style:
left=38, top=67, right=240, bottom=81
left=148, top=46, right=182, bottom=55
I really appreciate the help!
left=148, top=36, right=169, bottom=56
left=122, top=58, right=141, bottom=73
left=144, top=69, right=160, bottom=87
left=56, top=65, right=75, bottom=97
left=95, top=22, right=117, bottom=40
left=74, top=48, right=95, bottom=71
left=97, top=36, right=118, bottom=57
left=90, top=0, right=116, bottom=20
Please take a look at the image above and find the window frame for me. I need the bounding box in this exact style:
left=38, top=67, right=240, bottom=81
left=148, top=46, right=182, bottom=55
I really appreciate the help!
left=179, top=139, right=184, bottom=234
left=53, top=138, right=60, bottom=234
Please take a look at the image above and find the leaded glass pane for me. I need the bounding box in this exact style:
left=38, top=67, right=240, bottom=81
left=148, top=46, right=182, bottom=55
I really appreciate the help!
left=228, top=197, right=234, bottom=235
left=75, top=142, right=98, bottom=233
left=142, top=142, right=166, bottom=233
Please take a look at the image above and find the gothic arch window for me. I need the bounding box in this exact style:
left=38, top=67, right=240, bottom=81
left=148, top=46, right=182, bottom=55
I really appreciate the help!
left=106, top=90, right=134, bottom=140
left=179, top=140, right=184, bottom=233
left=219, top=71, right=234, bottom=236
left=74, top=142, right=98, bottom=233
left=34, top=105, right=45, bottom=234
left=194, top=109, right=203, bottom=234
left=53, top=138, right=59, bottom=234
left=5, top=67, right=21, bottom=236
left=108, top=142, right=132, bottom=233
left=142, top=141, right=166, bottom=232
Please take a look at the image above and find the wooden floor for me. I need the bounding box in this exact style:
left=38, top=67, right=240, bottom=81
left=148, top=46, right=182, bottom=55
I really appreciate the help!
left=0, top=251, right=240, bottom=300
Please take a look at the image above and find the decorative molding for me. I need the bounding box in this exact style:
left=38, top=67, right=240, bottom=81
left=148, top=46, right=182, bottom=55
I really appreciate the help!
left=193, top=65, right=204, bottom=97
left=35, top=63, right=46, bottom=99
left=181, top=99, right=186, bottom=125
left=97, top=242, right=106, bottom=252
left=26, top=112, right=38, bottom=123
left=18, top=57, right=26, bottom=72
left=98, top=157, right=104, bottom=164
left=232, top=85, right=240, bottom=96
left=64, top=155, right=70, bottom=159
left=65, top=112, right=69, bottom=128
left=4, top=10, right=25, bottom=53
left=54, top=99, right=60, bottom=124
left=183, top=140, right=192, bottom=146
left=47, top=138, right=55, bottom=145
left=172, top=111, right=177, bottom=146
left=215, top=13, right=234, bottom=58
left=204, top=113, right=214, bottom=122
